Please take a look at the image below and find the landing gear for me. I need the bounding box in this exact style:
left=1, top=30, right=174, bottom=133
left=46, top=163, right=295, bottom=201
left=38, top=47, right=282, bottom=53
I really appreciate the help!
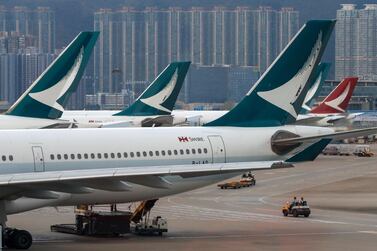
left=3, top=228, right=33, bottom=249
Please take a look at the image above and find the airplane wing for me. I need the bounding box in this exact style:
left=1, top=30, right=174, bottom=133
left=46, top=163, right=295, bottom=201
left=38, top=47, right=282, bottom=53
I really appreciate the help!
left=273, top=127, right=377, bottom=145
left=0, top=161, right=281, bottom=199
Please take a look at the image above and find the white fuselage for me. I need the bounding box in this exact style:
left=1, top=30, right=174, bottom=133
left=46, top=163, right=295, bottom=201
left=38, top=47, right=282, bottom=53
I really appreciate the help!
left=0, top=115, right=71, bottom=129
left=63, top=110, right=337, bottom=127
left=0, top=125, right=332, bottom=214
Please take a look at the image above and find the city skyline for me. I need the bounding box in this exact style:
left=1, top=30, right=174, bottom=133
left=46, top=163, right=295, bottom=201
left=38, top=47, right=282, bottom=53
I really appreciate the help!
left=0, top=2, right=376, bottom=110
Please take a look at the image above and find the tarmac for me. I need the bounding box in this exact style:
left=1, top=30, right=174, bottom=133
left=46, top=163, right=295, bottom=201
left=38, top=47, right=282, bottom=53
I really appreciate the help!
left=8, top=150, right=377, bottom=251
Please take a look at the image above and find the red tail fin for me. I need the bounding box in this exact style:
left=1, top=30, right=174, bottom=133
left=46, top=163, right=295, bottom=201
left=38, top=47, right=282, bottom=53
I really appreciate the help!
left=310, top=77, right=358, bottom=114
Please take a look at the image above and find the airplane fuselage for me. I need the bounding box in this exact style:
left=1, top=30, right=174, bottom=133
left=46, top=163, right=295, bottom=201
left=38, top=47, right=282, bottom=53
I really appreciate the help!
left=0, top=115, right=72, bottom=129
left=62, top=110, right=344, bottom=127
left=0, top=125, right=332, bottom=214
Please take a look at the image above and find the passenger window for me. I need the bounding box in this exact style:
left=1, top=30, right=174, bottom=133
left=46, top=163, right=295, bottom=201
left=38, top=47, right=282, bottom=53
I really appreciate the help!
left=124, top=152, right=128, bottom=158
left=50, top=154, right=54, bottom=160
left=117, top=152, right=121, bottom=158
left=149, top=151, right=153, bottom=157
left=97, top=153, right=102, bottom=159
left=168, top=150, right=172, bottom=155
left=77, top=154, right=82, bottom=159
left=192, top=149, right=196, bottom=154
left=143, top=151, right=147, bottom=157
left=130, top=152, right=134, bottom=158
left=9, top=155, right=13, bottom=161
left=155, top=151, right=160, bottom=156
left=174, top=150, right=178, bottom=155
left=161, top=150, right=166, bottom=156
left=186, top=149, right=190, bottom=154
left=84, top=153, right=88, bottom=159
left=111, top=153, right=115, bottom=158
left=91, top=153, right=95, bottom=159
left=57, top=154, right=61, bottom=160
left=204, top=148, right=208, bottom=154
left=180, top=149, right=184, bottom=155
left=104, top=153, right=108, bottom=159
left=64, top=154, right=68, bottom=160
left=71, top=154, right=75, bottom=160
left=2, top=156, right=6, bottom=161
left=136, top=152, right=141, bottom=157
left=198, top=148, right=202, bottom=154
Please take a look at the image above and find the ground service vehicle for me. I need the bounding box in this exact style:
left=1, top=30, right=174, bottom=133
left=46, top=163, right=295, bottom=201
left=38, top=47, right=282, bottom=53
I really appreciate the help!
left=218, top=173, right=256, bottom=189
left=282, top=201, right=311, bottom=217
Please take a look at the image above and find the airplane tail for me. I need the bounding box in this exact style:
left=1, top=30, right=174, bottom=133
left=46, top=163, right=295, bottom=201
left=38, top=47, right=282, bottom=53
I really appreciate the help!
left=114, top=62, right=190, bottom=116
left=6, top=32, right=99, bottom=119
left=205, top=20, right=335, bottom=127
left=301, top=62, right=331, bottom=113
left=310, top=77, right=358, bottom=114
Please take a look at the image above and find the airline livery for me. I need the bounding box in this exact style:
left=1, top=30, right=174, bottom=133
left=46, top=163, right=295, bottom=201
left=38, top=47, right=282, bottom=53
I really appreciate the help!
left=0, top=20, right=375, bottom=250
left=296, top=77, right=359, bottom=126
left=65, top=61, right=332, bottom=128
left=0, top=32, right=98, bottom=129
left=62, top=62, right=190, bottom=127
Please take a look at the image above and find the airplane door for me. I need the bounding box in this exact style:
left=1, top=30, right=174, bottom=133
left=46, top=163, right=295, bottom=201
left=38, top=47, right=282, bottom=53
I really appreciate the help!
left=32, top=146, right=45, bottom=172
left=207, top=136, right=226, bottom=163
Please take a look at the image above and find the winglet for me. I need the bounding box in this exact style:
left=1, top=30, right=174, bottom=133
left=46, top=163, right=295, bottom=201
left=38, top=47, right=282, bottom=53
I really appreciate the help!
left=286, top=139, right=332, bottom=162
left=301, top=62, right=331, bottom=113
left=310, top=77, right=358, bottom=114
left=114, top=61, right=190, bottom=116
left=6, top=31, right=99, bottom=119
left=205, top=20, right=335, bottom=127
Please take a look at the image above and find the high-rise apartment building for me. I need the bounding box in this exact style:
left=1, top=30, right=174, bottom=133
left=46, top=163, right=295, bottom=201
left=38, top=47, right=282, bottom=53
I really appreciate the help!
left=336, top=4, right=377, bottom=81
left=0, top=6, right=55, bottom=53
left=93, top=6, right=299, bottom=99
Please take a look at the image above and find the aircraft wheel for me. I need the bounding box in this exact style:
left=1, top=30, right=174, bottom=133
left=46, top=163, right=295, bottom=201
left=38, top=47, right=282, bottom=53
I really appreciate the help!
left=8, top=229, right=32, bottom=249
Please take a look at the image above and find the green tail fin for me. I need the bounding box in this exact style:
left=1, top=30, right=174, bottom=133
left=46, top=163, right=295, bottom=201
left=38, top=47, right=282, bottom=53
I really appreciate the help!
left=301, top=62, right=331, bottom=114
left=206, top=20, right=335, bottom=127
left=6, top=31, right=99, bottom=119
left=114, top=61, right=190, bottom=116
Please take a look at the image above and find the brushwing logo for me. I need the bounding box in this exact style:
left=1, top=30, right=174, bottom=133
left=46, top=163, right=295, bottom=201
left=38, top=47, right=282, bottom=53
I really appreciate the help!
left=324, top=82, right=350, bottom=113
left=257, top=32, right=323, bottom=118
left=28, top=47, right=84, bottom=112
left=302, top=70, right=323, bottom=111
left=140, top=69, right=179, bottom=113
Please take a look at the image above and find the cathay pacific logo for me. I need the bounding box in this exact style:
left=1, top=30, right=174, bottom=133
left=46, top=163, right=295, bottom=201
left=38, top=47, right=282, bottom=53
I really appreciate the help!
left=324, top=82, right=350, bottom=113
left=256, top=32, right=323, bottom=118
left=302, top=71, right=323, bottom=111
left=140, top=69, right=179, bottom=113
left=28, top=47, right=84, bottom=112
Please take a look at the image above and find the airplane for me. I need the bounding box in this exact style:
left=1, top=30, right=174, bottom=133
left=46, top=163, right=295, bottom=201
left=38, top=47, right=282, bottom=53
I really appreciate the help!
left=62, top=61, right=191, bottom=127
left=296, top=77, right=359, bottom=126
left=61, top=61, right=331, bottom=127
left=301, top=62, right=331, bottom=113
left=2, top=20, right=376, bottom=250
left=0, top=32, right=98, bottom=129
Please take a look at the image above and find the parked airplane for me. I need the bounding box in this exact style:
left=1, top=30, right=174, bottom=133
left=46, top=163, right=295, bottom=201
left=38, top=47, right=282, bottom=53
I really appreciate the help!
left=296, top=77, right=359, bottom=126
left=62, top=61, right=331, bottom=127
left=301, top=62, right=331, bottom=112
left=62, top=62, right=191, bottom=127
left=2, top=20, right=375, bottom=250
left=0, top=32, right=98, bottom=129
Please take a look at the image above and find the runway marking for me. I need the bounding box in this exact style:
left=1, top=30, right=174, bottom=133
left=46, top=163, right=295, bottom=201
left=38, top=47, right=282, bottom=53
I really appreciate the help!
left=359, top=231, right=377, bottom=235
left=309, top=219, right=348, bottom=225
left=167, top=231, right=360, bottom=240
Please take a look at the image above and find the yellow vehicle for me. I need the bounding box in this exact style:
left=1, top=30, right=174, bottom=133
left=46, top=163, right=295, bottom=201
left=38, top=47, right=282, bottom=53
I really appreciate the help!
left=282, top=201, right=310, bottom=217
left=217, top=173, right=256, bottom=189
